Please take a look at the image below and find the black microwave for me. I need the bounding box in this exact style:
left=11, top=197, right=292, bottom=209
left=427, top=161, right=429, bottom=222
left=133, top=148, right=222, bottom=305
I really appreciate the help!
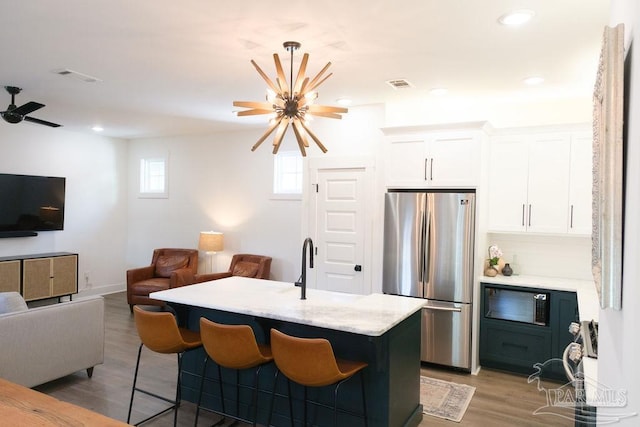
left=484, top=286, right=550, bottom=326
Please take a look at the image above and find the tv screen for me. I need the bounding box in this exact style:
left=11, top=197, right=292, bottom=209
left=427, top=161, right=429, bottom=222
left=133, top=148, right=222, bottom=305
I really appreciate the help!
left=0, top=173, right=66, bottom=234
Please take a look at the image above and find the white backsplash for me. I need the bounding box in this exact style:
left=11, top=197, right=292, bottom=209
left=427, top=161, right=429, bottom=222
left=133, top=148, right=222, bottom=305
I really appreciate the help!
left=486, top=233, right=592, bottom=281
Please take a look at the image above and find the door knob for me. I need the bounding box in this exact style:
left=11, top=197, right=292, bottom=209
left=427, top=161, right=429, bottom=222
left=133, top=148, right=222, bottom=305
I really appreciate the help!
left=354, top=265, right=362, bottom=272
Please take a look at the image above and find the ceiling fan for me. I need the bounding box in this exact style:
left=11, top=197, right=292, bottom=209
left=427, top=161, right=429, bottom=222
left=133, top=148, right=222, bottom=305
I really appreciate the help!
left=1, top=86, right=62, bottom=128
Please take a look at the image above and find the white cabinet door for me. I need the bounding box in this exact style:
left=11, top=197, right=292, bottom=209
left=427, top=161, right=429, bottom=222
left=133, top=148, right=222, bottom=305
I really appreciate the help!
left=428, top=132, right=480, bottom=187
left=526, top=134, right=571, bottom=233
left=385, top=130, right=481, bottom=188
left=568, top=134, right=593, bottom=235
left=385, top=136, right=427, bottom=187
left=488, top=137, right=529, bottom=232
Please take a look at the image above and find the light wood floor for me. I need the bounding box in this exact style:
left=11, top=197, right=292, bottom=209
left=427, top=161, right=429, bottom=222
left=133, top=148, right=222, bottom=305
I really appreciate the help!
left=35, top=292, right=572, bottom=426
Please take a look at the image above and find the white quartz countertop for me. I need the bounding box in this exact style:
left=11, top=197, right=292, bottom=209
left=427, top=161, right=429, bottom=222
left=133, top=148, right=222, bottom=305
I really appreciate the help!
left=150, top=276, right=425, bottom=336
left=478, top=274, right=599, bottom=322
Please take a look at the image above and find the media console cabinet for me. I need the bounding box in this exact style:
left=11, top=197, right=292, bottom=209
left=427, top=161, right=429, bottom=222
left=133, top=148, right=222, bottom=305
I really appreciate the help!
left=0, top=252, right=78, bottom=302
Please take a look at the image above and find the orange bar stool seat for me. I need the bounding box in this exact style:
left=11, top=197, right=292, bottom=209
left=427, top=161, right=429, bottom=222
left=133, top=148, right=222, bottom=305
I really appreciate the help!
left=127, top=305, right=202, bottom=427
left=194, top=318, right=273, bottom=426
left=268, top=328, right=368, bottom=427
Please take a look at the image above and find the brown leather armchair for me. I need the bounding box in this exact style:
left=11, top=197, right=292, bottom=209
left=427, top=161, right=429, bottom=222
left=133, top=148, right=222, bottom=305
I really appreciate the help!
left=192, top=254, right=272, bottom=284
left=126, top=248, right=199, bottom=311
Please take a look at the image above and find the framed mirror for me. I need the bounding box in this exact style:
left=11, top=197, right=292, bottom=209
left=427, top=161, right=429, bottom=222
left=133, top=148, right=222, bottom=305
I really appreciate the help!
left=592, top=23, right=624, bottom=310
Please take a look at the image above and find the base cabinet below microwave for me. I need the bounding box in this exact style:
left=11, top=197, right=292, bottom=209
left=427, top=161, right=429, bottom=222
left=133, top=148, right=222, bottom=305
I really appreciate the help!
left=479, top=283, right=578, bottom=380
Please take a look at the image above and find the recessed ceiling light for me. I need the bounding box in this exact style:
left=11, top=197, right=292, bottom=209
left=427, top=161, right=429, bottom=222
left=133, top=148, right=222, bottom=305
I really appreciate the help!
left=523, top=76, right=544, bottom=85
left=336, top=98, right=352, bottom=106
left=498, top=9, right=535, bottom=26
left=429, top=87, right=448, bottom=96
left=91, top=125, right=104, bottom=132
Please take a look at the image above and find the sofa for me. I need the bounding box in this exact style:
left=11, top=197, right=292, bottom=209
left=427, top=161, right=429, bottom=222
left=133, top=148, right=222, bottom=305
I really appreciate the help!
left=0, top=292, right=105, bottom=388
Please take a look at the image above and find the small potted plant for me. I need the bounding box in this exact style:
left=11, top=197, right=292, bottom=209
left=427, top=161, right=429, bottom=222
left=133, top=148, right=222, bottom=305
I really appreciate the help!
left=485, top=245, right=503, bottom=277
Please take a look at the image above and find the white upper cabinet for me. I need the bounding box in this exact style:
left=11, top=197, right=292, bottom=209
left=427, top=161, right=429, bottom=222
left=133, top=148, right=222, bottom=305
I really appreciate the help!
left=383, top=124, right=486, bottom=188
left=567, top=134, right=593, bottom=235
left=488, top=129, right=592, bottom=235
left=487, top=136, right=530, bottom=232
left=526, top=134, right=571, bottom=233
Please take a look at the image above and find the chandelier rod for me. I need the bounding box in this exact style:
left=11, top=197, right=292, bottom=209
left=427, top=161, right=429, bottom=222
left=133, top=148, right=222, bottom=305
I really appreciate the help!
left=283, top=41, right=301, bottom=98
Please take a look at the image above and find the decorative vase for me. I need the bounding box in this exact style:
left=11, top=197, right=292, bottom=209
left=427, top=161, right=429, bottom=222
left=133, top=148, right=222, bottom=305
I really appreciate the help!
left=485, top=265, right=498, bottom=277
left=502, top=263, right=513, bottom=276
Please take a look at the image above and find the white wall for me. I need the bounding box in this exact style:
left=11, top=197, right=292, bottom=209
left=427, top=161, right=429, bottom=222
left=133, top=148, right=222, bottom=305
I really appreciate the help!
left=0, top=124, right=128, bottom=295
left=126, top=129, right=303, bottom=281
left=598, top=1, right=640, bottom=424
left=125, top=104, right=386, bottom=283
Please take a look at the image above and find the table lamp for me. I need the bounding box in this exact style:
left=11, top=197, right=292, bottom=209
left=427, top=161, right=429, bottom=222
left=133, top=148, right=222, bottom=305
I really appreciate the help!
left=198, top=231, right=224, bottom=273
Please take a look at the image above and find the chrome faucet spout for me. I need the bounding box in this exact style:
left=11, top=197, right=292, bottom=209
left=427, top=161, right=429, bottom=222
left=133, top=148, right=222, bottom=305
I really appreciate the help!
left=295, top=237, right=314, bottom=300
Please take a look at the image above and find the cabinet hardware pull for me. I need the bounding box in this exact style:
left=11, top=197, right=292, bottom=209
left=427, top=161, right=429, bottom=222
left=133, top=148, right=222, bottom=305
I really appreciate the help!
left=528, top=204, right=532, bottom=227
left=522, top=204, right=525, bottom=226
left=423, top=305, right=462, bottom=313
left=429, top=158, right=434, bottom=181
left=570, top=205, right=574, bottom=228
left=424, top=158, right=428, bottom=181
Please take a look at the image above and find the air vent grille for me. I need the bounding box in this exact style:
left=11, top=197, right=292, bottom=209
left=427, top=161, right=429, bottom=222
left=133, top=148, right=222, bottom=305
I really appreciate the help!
left=53, top=69, right=102, bottom=83
left=386, top=79, right=414, bottom=90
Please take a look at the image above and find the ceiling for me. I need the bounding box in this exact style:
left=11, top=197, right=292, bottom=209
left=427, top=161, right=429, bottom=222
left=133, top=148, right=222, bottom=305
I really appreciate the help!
left=0, top=0, right=609, bottom=139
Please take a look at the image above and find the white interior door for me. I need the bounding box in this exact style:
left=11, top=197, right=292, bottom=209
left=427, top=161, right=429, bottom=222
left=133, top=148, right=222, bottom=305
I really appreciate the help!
left=309, top=161, right=371, bottom=295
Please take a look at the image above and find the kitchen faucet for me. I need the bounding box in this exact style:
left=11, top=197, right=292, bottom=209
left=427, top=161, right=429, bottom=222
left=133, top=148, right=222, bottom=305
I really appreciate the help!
left=294, top=237, right=314, bottom=300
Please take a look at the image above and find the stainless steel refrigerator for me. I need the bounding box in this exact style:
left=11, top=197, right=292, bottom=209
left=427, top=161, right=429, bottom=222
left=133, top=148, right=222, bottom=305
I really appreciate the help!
left=383, top=190, right=475, bottom=370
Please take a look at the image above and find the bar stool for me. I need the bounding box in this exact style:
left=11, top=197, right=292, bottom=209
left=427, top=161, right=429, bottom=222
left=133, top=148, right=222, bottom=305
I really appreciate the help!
left=268, top=329, right=368, bottom=427
left=127, top=305, right=202, bottom=427
left=194, top=318, right=273, bottom=426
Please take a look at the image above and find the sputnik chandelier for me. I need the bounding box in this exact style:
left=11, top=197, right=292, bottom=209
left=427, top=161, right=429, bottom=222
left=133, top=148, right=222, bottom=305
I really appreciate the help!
left=233, top=41, right=347, bottom=156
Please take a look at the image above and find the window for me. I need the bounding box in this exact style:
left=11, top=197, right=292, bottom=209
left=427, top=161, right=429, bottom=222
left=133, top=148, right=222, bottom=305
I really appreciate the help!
left=139, top=157, right=168, bottom=198
left=273, top=151, right=302, bottom=198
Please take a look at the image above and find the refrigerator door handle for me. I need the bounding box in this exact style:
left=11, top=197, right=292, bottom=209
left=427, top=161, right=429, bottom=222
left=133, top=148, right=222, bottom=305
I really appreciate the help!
left=422, top=200, right=432, bottom=293
left=424, top=305, right=462, bottom=313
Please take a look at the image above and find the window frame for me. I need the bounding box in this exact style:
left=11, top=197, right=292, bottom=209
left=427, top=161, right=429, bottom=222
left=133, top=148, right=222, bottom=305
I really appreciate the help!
left=138, top=156, right=169, bottom=199
left=272, top=150, right=303, bottom=200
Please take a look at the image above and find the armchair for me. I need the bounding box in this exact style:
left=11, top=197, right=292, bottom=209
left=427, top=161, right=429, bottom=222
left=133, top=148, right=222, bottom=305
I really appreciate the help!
left=192, top=253, right=272, bottom=283
left=126, top=248, right=198, bottom=311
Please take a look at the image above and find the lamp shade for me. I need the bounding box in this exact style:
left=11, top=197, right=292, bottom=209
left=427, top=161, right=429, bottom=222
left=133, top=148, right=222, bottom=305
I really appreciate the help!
left=198, top=231, right=224, bottom=252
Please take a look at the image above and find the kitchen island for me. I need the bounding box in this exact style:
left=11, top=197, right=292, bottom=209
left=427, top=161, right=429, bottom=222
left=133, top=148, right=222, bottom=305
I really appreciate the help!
left=151, top=276, right=425, bottom=427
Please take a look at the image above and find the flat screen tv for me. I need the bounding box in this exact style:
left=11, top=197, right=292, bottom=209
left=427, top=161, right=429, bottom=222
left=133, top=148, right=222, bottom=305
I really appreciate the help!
left=0, top=173, right=66, bottom=237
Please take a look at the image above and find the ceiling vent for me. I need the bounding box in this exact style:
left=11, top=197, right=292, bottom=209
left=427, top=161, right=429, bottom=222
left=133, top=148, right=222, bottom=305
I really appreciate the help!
left=386, top=79, right=414, bottom=90
left=53, top=69, right=102, bottom=83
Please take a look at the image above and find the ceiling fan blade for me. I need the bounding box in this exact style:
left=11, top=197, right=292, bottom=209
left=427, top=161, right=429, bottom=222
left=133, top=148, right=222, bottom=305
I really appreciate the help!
left=251, top=117, right=282, bottom=152
left=273, top=53, right=289, bottom=94
left=299, top=120, right=328, bottom=153
left=272, top=118, right=290, bottom=154
left=308, top=105, right=348, bottom=114
left=12, top=101, right=44, bottom=116
left=237, top=109, right=274, bottom=116
left=251, top=60, right=280, bottom=94
left=23, top=116, right=62, bottom=127
left=233, top=101, right=273, bottom=109
left=293, top=53, right=309, bottom=95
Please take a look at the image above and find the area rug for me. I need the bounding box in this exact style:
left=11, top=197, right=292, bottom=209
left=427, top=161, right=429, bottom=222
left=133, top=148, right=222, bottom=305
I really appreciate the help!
left=420, top=376, right=476, bottom=423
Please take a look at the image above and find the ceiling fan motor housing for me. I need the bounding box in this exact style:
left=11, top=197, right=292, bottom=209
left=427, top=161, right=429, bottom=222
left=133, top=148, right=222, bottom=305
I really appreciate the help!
left=2, top=110, right=23, bottom=124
